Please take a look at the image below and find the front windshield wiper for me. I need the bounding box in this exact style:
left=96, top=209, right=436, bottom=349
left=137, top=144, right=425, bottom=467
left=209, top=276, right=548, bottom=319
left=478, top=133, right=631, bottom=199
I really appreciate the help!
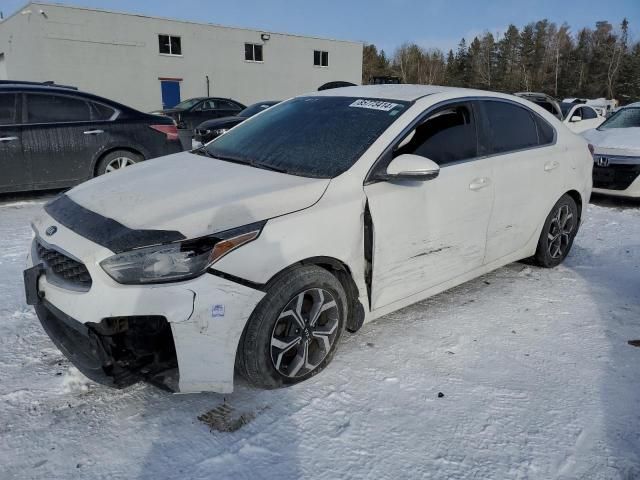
left=201, top=150, right=290, bottom=174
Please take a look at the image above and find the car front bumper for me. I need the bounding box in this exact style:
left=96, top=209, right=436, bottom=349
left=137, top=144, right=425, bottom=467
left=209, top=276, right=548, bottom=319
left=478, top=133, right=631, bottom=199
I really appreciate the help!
left=592, top=157, right=640, bottom=198
left=25, top=212, right=265, bottom=393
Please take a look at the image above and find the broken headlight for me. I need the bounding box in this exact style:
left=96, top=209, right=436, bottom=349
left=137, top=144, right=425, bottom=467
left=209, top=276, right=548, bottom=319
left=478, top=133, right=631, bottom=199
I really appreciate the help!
left=100, top=222, right=264, bottom=284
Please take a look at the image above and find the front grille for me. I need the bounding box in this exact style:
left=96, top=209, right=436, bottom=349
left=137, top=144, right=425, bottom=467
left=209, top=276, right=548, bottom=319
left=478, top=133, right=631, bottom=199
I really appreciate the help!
left=36, top=241, right=92, bottom=289
left=593, top=164, right=640, bottom=190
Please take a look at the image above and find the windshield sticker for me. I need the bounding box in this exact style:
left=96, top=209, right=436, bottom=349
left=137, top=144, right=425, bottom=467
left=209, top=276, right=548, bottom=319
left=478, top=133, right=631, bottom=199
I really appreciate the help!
left=350, top=99, right=400, bottom=112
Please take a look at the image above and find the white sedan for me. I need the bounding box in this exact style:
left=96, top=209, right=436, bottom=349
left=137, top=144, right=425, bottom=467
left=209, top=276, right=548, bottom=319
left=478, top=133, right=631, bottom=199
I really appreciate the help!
left=582, top=102, right=640, bottom=198
left=561, top=103, right=605, bottom=133
left=24, top=85, right=593, bottom=393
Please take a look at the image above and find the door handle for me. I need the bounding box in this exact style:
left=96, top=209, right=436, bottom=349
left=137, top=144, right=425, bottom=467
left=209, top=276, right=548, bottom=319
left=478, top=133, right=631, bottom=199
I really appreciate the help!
left=469, top=177, right=491, bottom=191
left=0, top=136, right=18, bottom=143
left=83, top=129, right=104, bottom=135
left=544, top=160, right=560, bottom=172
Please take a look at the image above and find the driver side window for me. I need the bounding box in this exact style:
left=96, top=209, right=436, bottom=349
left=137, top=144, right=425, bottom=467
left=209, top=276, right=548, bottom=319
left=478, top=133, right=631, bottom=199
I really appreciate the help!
left=395, top=103, right=478, bottom=166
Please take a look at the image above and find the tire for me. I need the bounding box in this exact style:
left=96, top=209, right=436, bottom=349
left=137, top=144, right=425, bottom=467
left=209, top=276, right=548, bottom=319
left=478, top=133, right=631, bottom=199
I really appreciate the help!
left=533, top=194, right=579, bottom=268
left=95, top=150, right=142, bottom=176
left=237, top=265, right=347, bottom=389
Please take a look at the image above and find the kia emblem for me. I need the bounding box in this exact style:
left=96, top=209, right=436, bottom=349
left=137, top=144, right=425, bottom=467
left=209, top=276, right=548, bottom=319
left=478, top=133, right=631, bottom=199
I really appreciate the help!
left=596, top=156, right=610, bottom=167
left=45, top=226, right=57, bottom=236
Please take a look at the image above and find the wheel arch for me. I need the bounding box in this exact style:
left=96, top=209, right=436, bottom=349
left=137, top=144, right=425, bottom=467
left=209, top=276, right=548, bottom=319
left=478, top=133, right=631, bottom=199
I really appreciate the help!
left=565, top=189, right=583, bottom=223
left=92, top=146, right=148, bottom=177
left=265, top=256, right=365, bottom=333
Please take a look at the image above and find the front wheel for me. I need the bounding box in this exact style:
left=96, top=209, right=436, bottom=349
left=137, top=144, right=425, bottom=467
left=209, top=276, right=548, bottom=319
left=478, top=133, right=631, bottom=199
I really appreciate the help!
left=533, top=194, right=579, bottom=268
left=237, top=266, right=347, bottom=389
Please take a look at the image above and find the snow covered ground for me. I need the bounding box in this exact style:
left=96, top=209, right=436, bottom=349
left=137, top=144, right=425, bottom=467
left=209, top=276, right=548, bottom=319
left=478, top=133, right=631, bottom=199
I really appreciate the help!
left=1, top=192, right=639, bottom=480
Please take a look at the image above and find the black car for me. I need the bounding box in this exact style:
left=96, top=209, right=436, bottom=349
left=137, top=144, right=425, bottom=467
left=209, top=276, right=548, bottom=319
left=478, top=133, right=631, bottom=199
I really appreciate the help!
left=150, top=97, right=246, bottom=131
left=192, top=100, right=280, bottom=147
left=0, top=82, right=182, bottom=194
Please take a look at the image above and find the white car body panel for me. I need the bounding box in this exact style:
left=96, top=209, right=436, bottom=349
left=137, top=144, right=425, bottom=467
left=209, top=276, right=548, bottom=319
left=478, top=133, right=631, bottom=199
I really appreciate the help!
left=365, top=159, right=494, bottom=309
left=26, top=85, right=593, bottom=393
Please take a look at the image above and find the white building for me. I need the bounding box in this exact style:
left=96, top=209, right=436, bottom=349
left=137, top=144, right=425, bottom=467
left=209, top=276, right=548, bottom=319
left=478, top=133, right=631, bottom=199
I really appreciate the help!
left=0, top=2, right=363, bottom=111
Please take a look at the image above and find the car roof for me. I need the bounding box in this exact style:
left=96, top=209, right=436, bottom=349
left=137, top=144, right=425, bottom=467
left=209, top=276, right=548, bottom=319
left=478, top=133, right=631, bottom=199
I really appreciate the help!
left=0, top=83, right=141, bottom=114
left=310, top=84, right=531, bottom=102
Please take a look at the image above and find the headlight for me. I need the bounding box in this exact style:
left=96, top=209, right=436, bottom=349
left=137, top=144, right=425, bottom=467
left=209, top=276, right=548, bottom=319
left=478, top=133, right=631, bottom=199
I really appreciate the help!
left=212, top=128, right=228, bottom=137
left=100, top=222, right=264, bottom=284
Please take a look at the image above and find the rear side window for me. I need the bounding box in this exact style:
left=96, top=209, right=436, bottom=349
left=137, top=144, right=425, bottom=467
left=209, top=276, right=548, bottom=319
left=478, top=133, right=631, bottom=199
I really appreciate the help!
left=396, top=103, right=478, bottom=166
left=0, top=93, right=17, bottom=125
left=582, top=107, right=598, bottom=120
left=534, top=116, right=555, bottom=145
left=26, top=94, right=91, bottom=123
left=90, top=102, right=116, bottom=120
left=481, top=101, right=539, bottom=154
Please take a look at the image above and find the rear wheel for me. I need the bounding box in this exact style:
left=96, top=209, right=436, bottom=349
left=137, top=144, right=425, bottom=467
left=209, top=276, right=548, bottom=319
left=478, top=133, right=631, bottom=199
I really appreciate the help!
left=237, top=266, right=347, bottom=389
left=533, top=194, right=579, bottom=268
left=96, top=150, right=142, bottom=176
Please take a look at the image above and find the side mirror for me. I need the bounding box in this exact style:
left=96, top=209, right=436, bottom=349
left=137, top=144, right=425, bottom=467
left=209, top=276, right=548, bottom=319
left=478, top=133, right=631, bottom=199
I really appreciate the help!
left=570, top=115, right=582, bottom=123
left=383, top=154, right=440, bottom=181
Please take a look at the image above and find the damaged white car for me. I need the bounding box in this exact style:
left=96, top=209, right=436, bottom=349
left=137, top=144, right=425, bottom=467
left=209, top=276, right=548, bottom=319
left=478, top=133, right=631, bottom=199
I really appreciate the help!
left=24, top=85, right=593, bottom=393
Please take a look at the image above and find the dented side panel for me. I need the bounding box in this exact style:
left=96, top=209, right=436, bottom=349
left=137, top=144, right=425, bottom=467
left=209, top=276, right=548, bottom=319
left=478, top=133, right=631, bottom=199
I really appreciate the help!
left=364, top=160, right=494, bottom=310
left=171, top=277, right=265, bottom=393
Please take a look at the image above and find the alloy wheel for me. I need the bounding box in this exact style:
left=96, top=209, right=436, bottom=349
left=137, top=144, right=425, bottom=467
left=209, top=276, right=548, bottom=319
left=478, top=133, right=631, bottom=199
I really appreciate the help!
left=547, top=204, right=575, bottom=259
left=270, top=288, right=340, bottom=378
left=105, top=156, right=135, bottom=173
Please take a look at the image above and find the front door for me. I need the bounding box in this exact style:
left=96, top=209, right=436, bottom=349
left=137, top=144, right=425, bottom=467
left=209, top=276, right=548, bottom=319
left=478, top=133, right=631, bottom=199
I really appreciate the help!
left=0, top=92, right=29, bottom=191
left=161, top=80, right=181, bottom=109
left=364, top=101, right=494, bottom=310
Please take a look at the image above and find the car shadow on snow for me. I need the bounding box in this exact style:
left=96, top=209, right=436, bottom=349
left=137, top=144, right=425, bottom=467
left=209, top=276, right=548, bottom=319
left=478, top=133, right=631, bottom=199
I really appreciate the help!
left=564, top=240, right=640, bottom=479
left=589, top=193, right=640, bottom=210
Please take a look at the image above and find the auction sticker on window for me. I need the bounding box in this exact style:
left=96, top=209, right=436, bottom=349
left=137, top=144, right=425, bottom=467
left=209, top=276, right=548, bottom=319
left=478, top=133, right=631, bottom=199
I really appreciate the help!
left=349, top=99, right=400, bottom=111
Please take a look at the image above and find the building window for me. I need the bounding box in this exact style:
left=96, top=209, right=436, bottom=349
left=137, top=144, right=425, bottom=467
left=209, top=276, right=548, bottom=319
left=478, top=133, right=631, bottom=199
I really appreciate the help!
left=159, top=35, right=182, bottom=55
left=314, top=50, right=329, bottom=67
left=245, top=43, right=263, bottom=62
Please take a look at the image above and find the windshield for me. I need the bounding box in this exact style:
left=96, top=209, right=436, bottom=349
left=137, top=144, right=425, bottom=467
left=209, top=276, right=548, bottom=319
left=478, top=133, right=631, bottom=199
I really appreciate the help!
left=239, top=101, right=280, bottom=117
left=599, top=107, right=640, bottom=129
left=173, top=98, right=204, bottom=110
left=205, top=96, right=409, bottom=178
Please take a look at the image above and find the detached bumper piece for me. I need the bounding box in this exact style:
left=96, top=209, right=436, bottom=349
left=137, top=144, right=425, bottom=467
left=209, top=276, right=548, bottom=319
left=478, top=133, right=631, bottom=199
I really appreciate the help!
left=35, top=301, right=179, bottom=390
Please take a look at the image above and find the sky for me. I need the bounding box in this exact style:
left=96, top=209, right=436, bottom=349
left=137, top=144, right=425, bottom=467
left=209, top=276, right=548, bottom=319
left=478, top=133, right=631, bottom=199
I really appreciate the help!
left=1, top=0, right=638, bottom=54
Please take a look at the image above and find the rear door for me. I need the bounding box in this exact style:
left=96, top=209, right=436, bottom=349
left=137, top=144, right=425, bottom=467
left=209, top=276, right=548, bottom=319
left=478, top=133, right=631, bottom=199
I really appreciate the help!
left=364, top=101, right=494, bottom=310
left=22, top=93, right=106, bottom=187
left=478, top=99, right=565, bottom=264
left=0, top=92, right=29, bottom=191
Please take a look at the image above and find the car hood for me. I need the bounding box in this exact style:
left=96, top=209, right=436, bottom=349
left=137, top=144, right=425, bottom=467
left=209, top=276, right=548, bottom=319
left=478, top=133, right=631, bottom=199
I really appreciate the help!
left=196, top=116, right=245, bottom=130
left=65, top=152, right=330, bottom=241
left=582, top=128, right=640, bottom=156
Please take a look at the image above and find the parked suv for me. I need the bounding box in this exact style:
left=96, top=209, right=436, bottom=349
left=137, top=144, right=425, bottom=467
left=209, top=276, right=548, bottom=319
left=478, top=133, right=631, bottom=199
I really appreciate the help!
left=0, top=82, right=182, bottom=194
left=150, top=97, right=246, bottom=131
